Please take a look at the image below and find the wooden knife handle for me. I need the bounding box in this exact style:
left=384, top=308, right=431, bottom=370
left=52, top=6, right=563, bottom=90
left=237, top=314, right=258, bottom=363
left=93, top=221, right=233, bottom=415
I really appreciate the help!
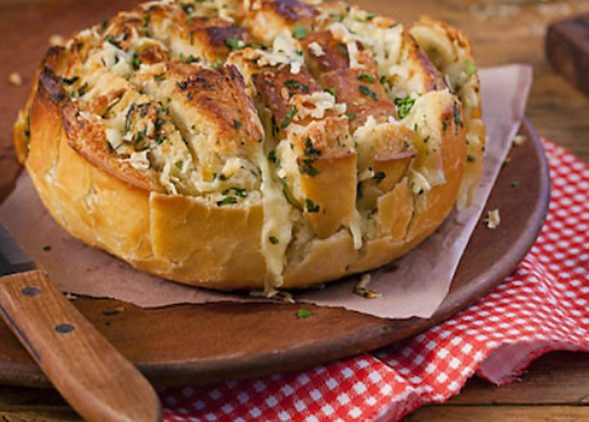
left=0, top=269, right=162, bottom=422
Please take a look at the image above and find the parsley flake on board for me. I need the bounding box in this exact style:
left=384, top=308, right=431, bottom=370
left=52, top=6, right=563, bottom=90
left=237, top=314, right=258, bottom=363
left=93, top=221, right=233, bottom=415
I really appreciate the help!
left=296, top=309, right=313, bottom=318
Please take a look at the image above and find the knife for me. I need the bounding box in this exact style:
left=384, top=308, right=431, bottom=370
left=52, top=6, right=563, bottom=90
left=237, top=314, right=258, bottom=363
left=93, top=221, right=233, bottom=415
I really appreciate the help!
left=0, top=221, right=162, bottom=422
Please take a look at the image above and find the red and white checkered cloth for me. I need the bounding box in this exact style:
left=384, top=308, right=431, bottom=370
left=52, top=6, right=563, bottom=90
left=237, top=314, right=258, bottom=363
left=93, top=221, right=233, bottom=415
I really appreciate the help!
left=159, top=139, right=589, bottom=421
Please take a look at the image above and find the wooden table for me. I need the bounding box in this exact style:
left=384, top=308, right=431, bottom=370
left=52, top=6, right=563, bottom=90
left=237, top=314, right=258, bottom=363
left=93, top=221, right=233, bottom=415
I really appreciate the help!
left=1, top=0, right=588, bottom=420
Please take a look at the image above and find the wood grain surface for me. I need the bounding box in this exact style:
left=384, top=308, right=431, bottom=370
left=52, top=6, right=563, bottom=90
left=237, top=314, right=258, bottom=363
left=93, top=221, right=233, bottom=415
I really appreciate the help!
left=0, top=0, right=588, bottom=421
left=0, top=270, right=161, bottom=422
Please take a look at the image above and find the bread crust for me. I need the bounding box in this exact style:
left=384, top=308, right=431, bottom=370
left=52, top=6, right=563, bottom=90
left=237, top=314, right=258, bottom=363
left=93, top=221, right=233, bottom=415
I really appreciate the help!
left=15, top=0, right=481, bottom=291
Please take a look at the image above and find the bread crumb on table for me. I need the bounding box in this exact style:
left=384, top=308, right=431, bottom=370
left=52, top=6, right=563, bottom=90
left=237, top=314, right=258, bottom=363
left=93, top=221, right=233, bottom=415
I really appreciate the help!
left=7, top=72, right=22, bottom=86
left=513, top=135, right=527, bottom=147
left=49, top=34, right=65, bottom=47
left=485, top=209, right=501, bottom=230
left=354, top=274, right=382, bottom=299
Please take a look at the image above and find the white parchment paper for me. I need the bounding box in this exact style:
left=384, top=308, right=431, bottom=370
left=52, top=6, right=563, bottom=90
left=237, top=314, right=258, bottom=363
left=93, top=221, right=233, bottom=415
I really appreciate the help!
left=0, top=65, right=533, bottom=319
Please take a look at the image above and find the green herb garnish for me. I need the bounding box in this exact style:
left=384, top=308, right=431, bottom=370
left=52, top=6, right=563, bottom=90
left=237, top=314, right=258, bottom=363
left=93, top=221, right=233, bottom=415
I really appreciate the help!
left=465, top=59, right=476, bottom=76
left=292, top=26, right=307, bottom=40
left=394, top=96, right=415, bottom=119
left=374, top=171, right=386, bottom=184
left=225, top=37, right=243, bottom=51
left=217, top=196, right=237, bottom=206
left=359, top=85, right=378, bottom=101
left=357, top=73, right=375, bottom=83
left=305, top=199, right=320, bottom=213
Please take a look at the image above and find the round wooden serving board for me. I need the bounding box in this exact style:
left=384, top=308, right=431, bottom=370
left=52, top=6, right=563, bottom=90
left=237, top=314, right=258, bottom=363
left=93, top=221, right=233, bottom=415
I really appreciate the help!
left=0, top=118, right=549, bottom=388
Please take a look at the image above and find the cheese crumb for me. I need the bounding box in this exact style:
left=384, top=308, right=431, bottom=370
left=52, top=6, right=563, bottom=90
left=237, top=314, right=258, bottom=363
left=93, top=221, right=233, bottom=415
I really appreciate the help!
left=49, top=34, right=66, bottom=47
left=485, top=209, right=501, bottom=229
left=308, top=41, right=325, bottom=57
left=7, top=72, right=22, bottom=87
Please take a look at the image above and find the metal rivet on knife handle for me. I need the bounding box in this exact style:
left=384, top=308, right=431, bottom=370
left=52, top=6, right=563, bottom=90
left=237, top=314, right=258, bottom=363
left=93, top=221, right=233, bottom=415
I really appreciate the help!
left=55, top=323, right=76, bottom=334
left=21, top=286, right=42, bottom=297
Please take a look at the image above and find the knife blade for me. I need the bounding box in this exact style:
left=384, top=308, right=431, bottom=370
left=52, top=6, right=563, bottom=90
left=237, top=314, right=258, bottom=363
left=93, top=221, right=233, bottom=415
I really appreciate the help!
left=0, top=220, right=162, bottom=422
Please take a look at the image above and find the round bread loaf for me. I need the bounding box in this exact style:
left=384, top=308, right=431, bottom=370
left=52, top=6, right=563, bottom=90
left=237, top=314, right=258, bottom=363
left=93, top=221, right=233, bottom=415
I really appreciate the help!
left=13, top=0, right=485, bottom=293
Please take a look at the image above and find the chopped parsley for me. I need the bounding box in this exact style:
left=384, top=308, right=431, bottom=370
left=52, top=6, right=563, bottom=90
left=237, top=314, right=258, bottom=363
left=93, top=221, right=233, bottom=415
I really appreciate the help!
left=359, top=85, right=378, bottom=101
left=211, top=58, right=223, bottom=69
left=467, top=154, right=476, bottom=162
left=394, top=96, right=415, bottom=119
left=62, top=76, right=79, bottom=86
left=181, top=3, right=195, bottom=14
left=233, top=119, right=242, bottom=129
left=132, top=53, right=141, bottom=70
left=222, top=187, right=248, bottom=198
left=105, top=35, right=120, bottom=48
left=374, top=171, right=386, bottom=184
left=268, top=150, right=278, bottom=164
left=280, top=107, right=298, bottom=129
left=325, top=87, right=336, bottom=98
left=305, top=199, right=320, bottom=213
left=186, top=55, right=200, bottom=63
left=225, top=37, right=243, bottom=51
left=174, top=161, right=183, bottom=170
left=217, top=196, right=238, bottom=206
left=304, top=137, right=321, bottom=158
left=269, top=236, right=279, bottom=245
left=284, top=79, right=309, bottom=93
left=453, top=102, right=463, bottom=127
left=345, top=112, right=356, bottom=121
left=299, top=160, right=318, bottom=177
left=292, top=25, right=307, bottom=40
left=465, top=59, right=476, bottom=76
left=511, top=181, right=521, bottom=187
left=296, top=309, right=313, bottom=319
left=51, top=92, right=66, bottom=102
left=357, top=73, right=375, bottom=83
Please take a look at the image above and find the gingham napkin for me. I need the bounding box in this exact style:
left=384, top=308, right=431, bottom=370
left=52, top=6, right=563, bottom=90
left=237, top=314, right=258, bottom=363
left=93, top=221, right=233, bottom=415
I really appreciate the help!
left=159, top=139, right=589, bottom=421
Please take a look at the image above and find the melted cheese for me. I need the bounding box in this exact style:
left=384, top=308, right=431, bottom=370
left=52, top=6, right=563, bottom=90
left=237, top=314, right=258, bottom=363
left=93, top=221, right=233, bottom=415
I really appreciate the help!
left=291, top=92, right=346, bottom=120
left=255, top=36, right=305, bottom=74
left=257, top=150, right=293, bottom=291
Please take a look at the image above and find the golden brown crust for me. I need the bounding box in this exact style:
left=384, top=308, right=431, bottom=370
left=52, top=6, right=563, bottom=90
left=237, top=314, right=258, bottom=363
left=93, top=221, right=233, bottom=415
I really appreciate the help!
left=15, top=0, right=484, bottom=291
